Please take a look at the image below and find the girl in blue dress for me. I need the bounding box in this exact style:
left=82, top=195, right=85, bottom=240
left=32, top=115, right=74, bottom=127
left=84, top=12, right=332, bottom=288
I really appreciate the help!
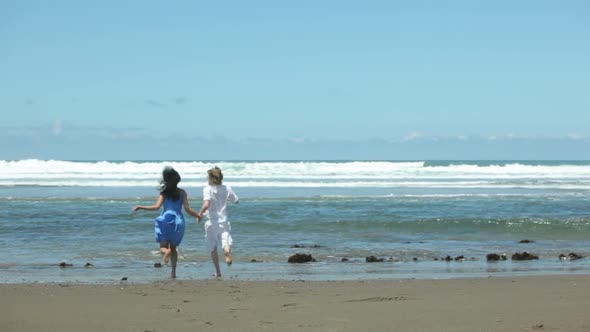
left=133, top=167, right=200, bottom=278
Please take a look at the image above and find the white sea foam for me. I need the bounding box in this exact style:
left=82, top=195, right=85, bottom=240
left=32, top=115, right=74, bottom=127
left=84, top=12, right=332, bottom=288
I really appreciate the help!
left=1, top=159, right=590, bottom=189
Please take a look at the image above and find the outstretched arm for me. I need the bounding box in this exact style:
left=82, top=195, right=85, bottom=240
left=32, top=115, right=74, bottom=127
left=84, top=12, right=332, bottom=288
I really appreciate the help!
left=181, top=189, right=200, bottom=220
left=133, top=195, right=164, bottom=212
left=228, top=187, right=239, bottom=204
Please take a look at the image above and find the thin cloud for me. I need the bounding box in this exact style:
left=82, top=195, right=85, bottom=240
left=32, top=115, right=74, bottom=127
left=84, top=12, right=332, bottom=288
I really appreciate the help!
left=402, top=132, right=422, bottom=141
left=2, top=125, right=590, bottom=160
left=173, top=96, right=188, bottom=105
left=145, top=99, right=167, bottom=108
left=52, top=120, right=62, bottom=136
left=288, top=136, right=308, bottom=144
left=567, top=133, right=584, bottom=140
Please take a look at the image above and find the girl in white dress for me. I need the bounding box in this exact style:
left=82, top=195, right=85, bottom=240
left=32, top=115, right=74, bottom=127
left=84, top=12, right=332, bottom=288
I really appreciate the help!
left=197, top=166, right=239, bottom=277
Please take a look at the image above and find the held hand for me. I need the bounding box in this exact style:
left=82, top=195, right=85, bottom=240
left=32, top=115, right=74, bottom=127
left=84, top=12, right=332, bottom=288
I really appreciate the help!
left=132, top=206, right=141, bottom=212
left=196, top=214, right=202, bottom=222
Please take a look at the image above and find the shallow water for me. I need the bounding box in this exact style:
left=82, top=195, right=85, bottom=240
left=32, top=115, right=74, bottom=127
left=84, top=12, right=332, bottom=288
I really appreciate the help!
left=1, top=160, right=589, bottom=283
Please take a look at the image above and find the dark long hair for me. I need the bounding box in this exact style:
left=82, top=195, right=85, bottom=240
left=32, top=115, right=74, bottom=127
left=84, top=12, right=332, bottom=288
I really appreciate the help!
left=159, top=167, right=181, bottom=200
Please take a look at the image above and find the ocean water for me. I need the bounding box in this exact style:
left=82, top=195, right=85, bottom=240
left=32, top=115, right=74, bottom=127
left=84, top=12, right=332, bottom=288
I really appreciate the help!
left=1, top=159, right=590, bottom=283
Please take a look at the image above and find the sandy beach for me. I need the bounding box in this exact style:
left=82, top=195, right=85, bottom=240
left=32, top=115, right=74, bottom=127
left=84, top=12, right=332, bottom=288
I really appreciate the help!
left=2, top=275, right=589, bottom=332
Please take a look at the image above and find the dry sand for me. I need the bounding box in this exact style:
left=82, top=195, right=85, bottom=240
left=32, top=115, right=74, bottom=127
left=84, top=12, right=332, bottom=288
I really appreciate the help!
left=2, top=275, right=589, bottom=332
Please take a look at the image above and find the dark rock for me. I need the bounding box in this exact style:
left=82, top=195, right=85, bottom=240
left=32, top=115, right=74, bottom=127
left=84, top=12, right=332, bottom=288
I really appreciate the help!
left=519, top=239, right=535, bottom=243
left=412, top=257, right=418, bottom=261
left=288, top=253, right=315, bottom=263
left=486, top=253, right=507, bottom=261
left=365, top=256, right=384, bottom=263
left=84, top=263, right=93, bottom=268
left=121, top=277, right=128, bottom=281
left=58, top=262, right=73, bottom=267
left=341, top=257, right=349, bottom=262
left=250, top=259, right=261, bottom=263
left=290, top=244, right=321, bottom=248
left=487, top=253, right=500, bottom=261
left=433, top=257, right=439, bottom=261
left=454, top=255, right=465, bottom=261
left=512, top=252, right=539, bottom=260
left=154, top=262, right=162, bottom=268
left=559, top=252, right=584, bottom=260
left=443, top=256, right=452, bottom=262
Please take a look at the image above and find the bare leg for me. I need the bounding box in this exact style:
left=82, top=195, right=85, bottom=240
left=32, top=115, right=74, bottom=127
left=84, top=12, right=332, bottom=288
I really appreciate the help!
left=211, top=249, right=222, bottom=277
left=160, top=242, right=171, bottom=265
left=170, top=245, right=177, bottom=278
left=223, top=245, right=232, bottom=266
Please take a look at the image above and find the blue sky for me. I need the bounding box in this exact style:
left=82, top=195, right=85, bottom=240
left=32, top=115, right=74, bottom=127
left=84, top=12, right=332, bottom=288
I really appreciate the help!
left=1, top=1, right=589, bottom=160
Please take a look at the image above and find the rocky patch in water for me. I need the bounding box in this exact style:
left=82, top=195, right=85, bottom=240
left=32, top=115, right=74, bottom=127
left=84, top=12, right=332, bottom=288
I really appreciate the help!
left=288, top=253, right=315, bottom=263
left=512, top=252, right=539, bottom=260
left=290, top=244, right=321, bottom=248
left=559, top=252, right=584, bottom=260
left=486, top=253, right=508, bottom=261
left=365, top=256, right=384, bottom=262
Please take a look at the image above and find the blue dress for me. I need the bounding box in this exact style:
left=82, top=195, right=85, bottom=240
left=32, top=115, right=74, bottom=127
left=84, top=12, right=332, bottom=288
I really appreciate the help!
left=154, top=192, right=185, bottom=246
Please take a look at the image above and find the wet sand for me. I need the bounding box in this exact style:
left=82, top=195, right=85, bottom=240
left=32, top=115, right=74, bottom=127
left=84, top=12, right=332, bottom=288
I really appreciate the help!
left=2, top=275, right=589, bottom=331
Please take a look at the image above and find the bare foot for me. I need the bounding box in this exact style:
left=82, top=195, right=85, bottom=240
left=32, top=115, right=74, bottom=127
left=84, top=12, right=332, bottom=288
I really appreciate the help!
left=213, top=273, right=222, bottom=278
left=171, top=274, right=176, bottom=279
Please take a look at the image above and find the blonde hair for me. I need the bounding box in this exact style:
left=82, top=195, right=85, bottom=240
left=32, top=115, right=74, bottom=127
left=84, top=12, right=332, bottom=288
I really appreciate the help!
left=207, top=166, right=223, bottom=185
